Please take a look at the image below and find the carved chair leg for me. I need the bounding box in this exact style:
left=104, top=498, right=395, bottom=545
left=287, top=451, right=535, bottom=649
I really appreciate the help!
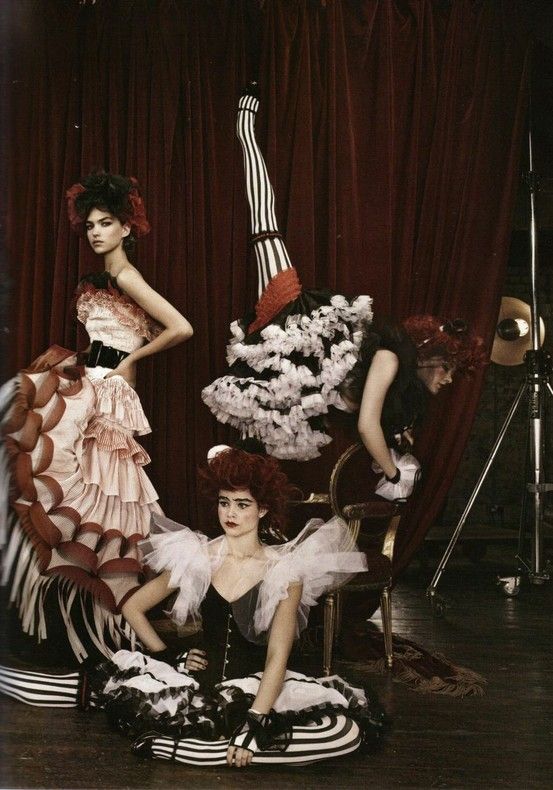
left=380, top=586, right=393, bottom=670
left=334, top=590, right=343, bottom=646
left=323, top=592, right=336, bottom=676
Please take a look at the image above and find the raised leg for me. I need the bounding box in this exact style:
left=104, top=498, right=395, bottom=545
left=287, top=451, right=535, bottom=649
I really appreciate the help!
left=237, top=88, right=293, bottom=297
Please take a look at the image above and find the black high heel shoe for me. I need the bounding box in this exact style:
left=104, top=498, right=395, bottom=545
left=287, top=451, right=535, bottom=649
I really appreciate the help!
left=242, top=80, right=260, bottom=99
left=131, top=731, right=160, bottom=759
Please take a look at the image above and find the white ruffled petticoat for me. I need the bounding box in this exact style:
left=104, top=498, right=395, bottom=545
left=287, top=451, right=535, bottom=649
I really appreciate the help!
left=201, top=293, right=373, bottom=460
left=98, top=649, right=370, bottom=727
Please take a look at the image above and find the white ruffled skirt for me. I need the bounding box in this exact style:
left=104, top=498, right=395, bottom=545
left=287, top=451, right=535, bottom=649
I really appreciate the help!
left=202, top=288, right=373, bottom=460
left=92, top=649, right=385, bottom=750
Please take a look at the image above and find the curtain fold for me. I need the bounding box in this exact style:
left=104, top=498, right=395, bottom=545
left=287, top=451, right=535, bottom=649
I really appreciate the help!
left=6, top=0, right=529, bottom=571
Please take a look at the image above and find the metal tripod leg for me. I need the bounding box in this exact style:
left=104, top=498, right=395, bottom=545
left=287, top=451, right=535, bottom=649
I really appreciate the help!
left=527, top=359, right=553, bottom=581
left=426, top=380, right=527, bottom=605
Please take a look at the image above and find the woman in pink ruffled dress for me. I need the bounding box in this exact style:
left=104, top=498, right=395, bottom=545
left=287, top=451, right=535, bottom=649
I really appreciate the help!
left=1, top=172, right=192, bottom=666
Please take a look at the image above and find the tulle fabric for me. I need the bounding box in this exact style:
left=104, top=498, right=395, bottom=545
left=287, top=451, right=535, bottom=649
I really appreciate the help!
left=139, top=514, right=218, bottom=626
left=253, top=517, right=368, bottom=638
left=201, top=290, right=373, bottom=460
left=139, top=516, right=368, bottom=639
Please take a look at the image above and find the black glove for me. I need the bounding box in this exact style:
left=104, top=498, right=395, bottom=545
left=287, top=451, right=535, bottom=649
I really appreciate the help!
left=229, top=709, right=270, bottom=754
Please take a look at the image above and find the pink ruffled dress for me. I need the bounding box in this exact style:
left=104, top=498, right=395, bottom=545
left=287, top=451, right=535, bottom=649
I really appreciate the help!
left=1, top=273, right=162, bottom=663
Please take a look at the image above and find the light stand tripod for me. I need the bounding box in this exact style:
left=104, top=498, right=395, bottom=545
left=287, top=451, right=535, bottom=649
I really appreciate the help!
left=426, top=122, right=553, bottom=613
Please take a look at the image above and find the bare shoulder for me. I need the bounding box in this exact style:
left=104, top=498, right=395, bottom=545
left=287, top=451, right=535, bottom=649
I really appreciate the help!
left=115, top=265, right=148, bottom=292
left=371, top=348, right=400, bottom=372
left=362, top=348, right=400, bottom=396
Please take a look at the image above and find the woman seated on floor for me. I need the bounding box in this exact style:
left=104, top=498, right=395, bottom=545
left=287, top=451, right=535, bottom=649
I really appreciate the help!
left=105, top=445, right=385, bottom=767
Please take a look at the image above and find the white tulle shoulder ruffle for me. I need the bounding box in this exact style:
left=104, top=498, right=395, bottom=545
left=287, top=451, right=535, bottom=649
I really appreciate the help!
left=139, top=514, right=367, bottom=637
left=254, top=516, right=368, bottom=638
left=139, top=513, right=224, bottom=625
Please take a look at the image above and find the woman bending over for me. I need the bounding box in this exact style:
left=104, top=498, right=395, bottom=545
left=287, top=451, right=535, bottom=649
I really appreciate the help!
left=202, top=86, right=486, bottom=499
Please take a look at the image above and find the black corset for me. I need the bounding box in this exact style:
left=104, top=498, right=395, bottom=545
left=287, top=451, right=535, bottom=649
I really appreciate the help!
left=198, top=585, right=267, bottom=688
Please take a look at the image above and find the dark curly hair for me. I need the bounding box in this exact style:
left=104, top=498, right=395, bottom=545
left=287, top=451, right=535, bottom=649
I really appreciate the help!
left=199, top=448, right=297, bottom=537
left=344, top=320, right=418, bottom=405
left=66, top=171, right=150, bottom=253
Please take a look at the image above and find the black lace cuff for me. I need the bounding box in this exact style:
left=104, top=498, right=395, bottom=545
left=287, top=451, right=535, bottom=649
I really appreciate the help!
left=229, top=710, right=270, bottom=753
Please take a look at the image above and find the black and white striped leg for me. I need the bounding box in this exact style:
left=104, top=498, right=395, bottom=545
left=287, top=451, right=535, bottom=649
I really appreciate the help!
left=133, top=714, right=361, bottom=766
left=0, top=664, right=82, bottom=708
left=237, top=93, right=293, bottom=297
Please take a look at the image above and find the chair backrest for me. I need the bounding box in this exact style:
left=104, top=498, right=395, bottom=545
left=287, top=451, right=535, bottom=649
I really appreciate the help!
left=328, top=442, right=401, bottom=549
left=290, top=442, right=401, bottom=551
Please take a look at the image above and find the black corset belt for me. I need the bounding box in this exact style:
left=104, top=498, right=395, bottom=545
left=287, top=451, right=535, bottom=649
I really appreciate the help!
left=86, top=340, right=130, bottom=369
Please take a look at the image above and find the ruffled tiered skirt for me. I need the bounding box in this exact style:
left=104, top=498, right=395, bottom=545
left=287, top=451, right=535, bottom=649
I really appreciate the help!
left=1, top=346, right=162, bottom=663
left=201, top=269, right=373, bottom=461
left=92, top=650, right=386, bottom=752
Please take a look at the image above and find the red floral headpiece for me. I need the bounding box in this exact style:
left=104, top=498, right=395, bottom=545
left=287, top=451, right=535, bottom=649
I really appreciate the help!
left=66, top=173, right=151, bottom=237
left=402, top=315, right=487, bottom=374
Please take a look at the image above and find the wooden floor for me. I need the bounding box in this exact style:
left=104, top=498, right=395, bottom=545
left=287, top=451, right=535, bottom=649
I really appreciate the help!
left=1, top=544, right=552, bottom=789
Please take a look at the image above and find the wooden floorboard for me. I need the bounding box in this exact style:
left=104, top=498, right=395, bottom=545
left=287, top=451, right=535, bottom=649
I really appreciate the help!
left=1, top=545, right=551, bottom=789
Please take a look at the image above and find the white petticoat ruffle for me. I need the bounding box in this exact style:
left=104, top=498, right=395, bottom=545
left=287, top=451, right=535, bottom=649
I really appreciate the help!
left=219, top=670, right=366, bottom=714
left=105, top=650, right=199, bottom=718
left=103, top=653, right=368, bottom=723
left=226, top=295, right=372, bottom=371
left=201, top=294, right=373, bottom=461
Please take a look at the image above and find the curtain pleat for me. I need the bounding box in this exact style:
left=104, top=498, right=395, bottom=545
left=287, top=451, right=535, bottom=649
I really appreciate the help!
left=6, top=0, right=529, bottom=572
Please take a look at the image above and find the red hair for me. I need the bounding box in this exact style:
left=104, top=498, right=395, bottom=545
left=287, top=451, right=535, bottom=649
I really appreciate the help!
left=402, top=315, right=487, bottom=374
left=199, top=448, right=296, bottom=535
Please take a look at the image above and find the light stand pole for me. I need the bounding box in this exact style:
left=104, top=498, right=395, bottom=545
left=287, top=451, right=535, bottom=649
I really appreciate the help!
left=426, top=106, right=552, bottom=612
left=525, top=124, right=553, bottom=583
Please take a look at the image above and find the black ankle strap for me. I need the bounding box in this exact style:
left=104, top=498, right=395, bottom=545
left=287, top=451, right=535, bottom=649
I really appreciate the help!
left=249, top=230, right=283, bottom=246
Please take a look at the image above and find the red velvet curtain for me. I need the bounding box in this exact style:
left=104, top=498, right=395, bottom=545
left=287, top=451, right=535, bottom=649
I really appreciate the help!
left=5, top=0, right=529, bottom=572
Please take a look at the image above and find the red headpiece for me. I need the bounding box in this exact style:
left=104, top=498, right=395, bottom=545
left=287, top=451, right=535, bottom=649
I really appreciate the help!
left=66, top=172, right=151, bottom=237
left=402, top=315, right=487, bottom=374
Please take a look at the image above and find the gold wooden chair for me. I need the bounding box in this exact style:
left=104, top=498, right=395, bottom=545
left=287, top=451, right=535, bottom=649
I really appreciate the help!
left=296, top=442, right=403, bottom=675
